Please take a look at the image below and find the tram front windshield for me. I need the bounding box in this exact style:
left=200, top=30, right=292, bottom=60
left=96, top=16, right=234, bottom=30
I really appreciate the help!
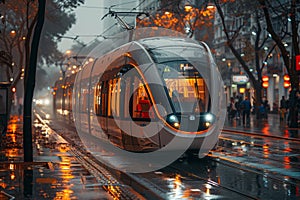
left=149, top=47, right=210, bottom=114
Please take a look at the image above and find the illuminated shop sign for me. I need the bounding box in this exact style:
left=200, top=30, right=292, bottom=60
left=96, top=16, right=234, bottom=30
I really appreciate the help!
left=232, top=75, right=249, bottom=84
left=296, top=55, right=300, bottom=71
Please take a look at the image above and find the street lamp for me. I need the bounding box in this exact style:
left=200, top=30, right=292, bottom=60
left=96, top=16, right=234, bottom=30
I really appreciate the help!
left=184, top=5, right=192, bottom=12
left=58, top=50, right=91, bottom=79
left=9, top=30, right=16, bottom=37
left=207, top=4, right=215, bottom=10
left=58, top=50, right=72, bottom=79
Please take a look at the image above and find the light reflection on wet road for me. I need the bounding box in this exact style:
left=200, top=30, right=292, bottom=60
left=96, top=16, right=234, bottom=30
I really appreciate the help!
left=0, top=116, right=113, bottom=200
left=216, top=131, right=300, bottom=180
left=2, top=112, right=300, bottom=199
left=129, top=115, right=300, bottom=200
left=133, top=155, right=300, bottom=200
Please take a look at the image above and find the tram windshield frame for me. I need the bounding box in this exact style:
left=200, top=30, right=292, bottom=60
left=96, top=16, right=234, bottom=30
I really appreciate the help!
left=148, top=47, right=210, bottom=115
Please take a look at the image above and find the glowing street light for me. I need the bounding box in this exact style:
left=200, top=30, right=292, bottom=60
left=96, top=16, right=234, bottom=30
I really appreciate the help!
left=207, top=5, right=215, bottom=10
left=65, top=50, right=71, bottom=55
left=184, top=5, right=193, bottom=12
left=10, top=30, right=16, bottom=37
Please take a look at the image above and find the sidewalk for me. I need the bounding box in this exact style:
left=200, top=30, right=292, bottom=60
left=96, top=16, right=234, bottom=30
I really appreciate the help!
left=224, top=112, right=300, bottom=140
left=0, top=115, right=113, bottom=200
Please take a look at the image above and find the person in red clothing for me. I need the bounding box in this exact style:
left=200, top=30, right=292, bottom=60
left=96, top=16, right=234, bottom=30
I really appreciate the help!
left=136, top=97, right=151, bottom=118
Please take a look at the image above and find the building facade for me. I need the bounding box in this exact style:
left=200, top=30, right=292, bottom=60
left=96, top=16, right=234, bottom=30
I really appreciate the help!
left=213, top=0, right=298, bottom=112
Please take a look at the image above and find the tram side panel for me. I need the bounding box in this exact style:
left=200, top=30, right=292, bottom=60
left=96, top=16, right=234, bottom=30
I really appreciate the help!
left=89, top=51, right=162, bottom=151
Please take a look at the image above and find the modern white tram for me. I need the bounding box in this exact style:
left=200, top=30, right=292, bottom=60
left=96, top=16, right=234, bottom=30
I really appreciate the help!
left=53, top=29, right=226, bottom=160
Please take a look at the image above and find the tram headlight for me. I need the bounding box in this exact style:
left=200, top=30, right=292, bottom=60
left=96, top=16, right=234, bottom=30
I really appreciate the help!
left=167, top=114, right=180, bottom=129
left=203, top=113, right=214, bottom=128
left=204, top=113, right=214, bottom=122
left=204, top=122, right=211, bottom=128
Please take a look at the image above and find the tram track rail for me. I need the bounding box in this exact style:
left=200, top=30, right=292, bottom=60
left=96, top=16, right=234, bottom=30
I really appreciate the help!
left=208, top=153, right=300, bottom=186
left=218, top=129, right=300, bottom=168
left=34, top=113, right=145, bottom=200
left=221, top=128, right=300, bottom=144
left=36, top=111, right=261, bottom=199
left=208, top=129, right=300, bottom=186
left=35, top=110, right=300, bottom=199
left=68, top=147, right=142, bottom=200
left=167, top=153, right=300, bottom=199
left=168, top=161, right=260, bottom=200
left=216, top=135, right=300, bottom=167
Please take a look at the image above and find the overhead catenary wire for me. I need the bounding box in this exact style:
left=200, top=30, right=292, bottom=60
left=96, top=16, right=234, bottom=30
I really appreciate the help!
left=58, top=0, right=148, bottom=54
left=95, top=0, right=147, bottom=37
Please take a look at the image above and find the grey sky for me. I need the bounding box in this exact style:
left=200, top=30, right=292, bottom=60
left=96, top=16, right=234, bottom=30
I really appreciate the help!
left=58, top=0, right=140, bottom=52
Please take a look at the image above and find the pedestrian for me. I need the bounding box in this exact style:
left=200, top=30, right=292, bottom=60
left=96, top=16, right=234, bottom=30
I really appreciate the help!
left=240, top=96, right=251, bottom=126
left=286, top=97, right=290, bottom=124
left=259, top=103, right=267, bottom=119
left=279, top=96, right=287, bottom=121
left=272, top=102, right=278, bottom=114
left=228, top=97, right=236, bottom=120
left=235, top=97, right=241, bottom=120
left=263, top=98, right=269, bottom=119
left=18, top=97, right=23, bottom=120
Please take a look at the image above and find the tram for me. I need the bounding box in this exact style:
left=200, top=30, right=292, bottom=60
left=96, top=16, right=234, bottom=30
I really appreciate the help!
left=53, top=28, right=226, bottom=158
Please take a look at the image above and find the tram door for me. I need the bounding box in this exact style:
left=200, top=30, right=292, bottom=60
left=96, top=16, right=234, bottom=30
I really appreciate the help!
left=126, top=68, right=160, bottom=151
left=107, top=77, right=123, bottom=147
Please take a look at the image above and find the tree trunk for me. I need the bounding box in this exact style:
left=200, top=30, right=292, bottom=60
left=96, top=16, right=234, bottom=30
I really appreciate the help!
left=288, top=88, right=298, bottom=128
left=254, top=84, right=263, bottom=119
left=23, top=0, right=46, bottom=162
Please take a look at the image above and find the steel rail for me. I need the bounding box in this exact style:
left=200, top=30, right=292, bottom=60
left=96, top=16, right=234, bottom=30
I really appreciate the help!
left=168, top=161, right=260, bottom=200
left=35, top=113, right=142, bottom=200
left=221, top=128, right=300, bottom=143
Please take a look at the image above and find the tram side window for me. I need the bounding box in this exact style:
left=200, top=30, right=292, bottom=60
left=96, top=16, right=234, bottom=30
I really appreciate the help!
left=63, top=86, right=67, bottom=110
left=101, top=81, right=108, bottom=116
left=56, top=85, right=63, bottom=111
left=68, top=86, right=73, bottom=112
left=132, top=76, right=151, bottom=119
left=95, top=82, right=101, bottom=115
left=68, top=88, right=72, bottom=112
left=108, top=78, right=121, bottom=117
left=80, top=88, right=89, bottom=113
left=123, top=76, right=131, bottom=119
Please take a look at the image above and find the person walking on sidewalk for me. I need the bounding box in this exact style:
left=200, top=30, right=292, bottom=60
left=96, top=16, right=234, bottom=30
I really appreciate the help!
left=263, top=98, right=269, bottom=119
left=228, top=97, right=237, bottom=120
left=240, top=96, right=251, bottom=126
left=280, top=96, right=287, bottom=121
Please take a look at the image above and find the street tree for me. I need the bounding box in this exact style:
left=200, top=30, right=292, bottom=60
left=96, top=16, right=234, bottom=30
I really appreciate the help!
left=213, top=0, right=270, bottom=118
left=136, top=0, right=215, bottom=45
left=0, top=0, right=84, bottom=161
left=23, top=0, right=46, bottom=162
left=0, top=0, right=82, bottom=110
left=257, top=0, right=299, bottom=127
left=21, top=0, right=84, bottom=162
left=214, top=0, right=299, bottom=126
